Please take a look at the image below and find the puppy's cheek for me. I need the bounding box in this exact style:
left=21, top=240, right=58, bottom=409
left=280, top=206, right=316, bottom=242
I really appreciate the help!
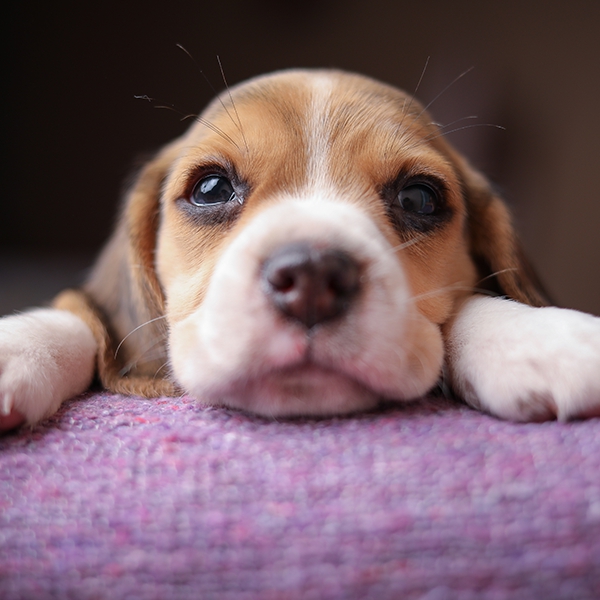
left=324, top=251, right=444, bottom=401
left=353, top=305, right=444, bottom=401
left=167, top=309, right=231, bottom=399
left=168, top=304, right=308, bottom=400
left=167, top=316, right=198, bottom=393
left=402, top=314, right=445, bottom=397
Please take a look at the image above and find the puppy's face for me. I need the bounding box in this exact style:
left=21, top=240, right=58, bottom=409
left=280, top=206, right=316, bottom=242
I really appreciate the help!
left=154, top=70, right=477, bottom=416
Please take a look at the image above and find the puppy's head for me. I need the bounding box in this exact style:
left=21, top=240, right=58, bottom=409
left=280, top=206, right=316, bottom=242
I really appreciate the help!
left=83, top=70, right=548, bottom=416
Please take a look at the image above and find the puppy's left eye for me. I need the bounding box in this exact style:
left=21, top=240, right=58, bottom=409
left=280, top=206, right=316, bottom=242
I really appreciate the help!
left=190, top=175, right=238, bottom=206
left=398, top=184, right=437, bottom=215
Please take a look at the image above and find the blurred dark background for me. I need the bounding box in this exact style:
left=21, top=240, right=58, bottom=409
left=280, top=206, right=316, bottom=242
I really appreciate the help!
left=2, top=0, right=600, bottom=314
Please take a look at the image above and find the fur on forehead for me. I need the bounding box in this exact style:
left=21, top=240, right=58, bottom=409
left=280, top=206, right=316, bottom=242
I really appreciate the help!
left=164, top=69, right=464, bottom=211
left=186, top=69, right=444, bottom=153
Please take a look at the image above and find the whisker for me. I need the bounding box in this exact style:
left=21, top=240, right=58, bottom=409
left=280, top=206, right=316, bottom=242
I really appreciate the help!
left=114, top=315, right=168, bottom=360
left=119, top=341, right=169, bottom=377
left=430, top=114, right=478, bottom=132
left=216, top=55, right=249, bottom=153
left=428, top=268, right=520, bottom=306
left=410, top=284, right=461, bottom=303
left=153, top=361, right=171, bottom=381
left=400, top=55, right=430, bottom=125
left=476, top=267, right=518, bottom=284
left=411, top=66, right=475, bottom=126
left=424, top=122, right=505, bottom=143
left=410, top=282, right=503, bottom=304
left=175, top=45, right=248, bottom=153
left=135, top=94, right=240, bottom=149
left=175, top=44, right=222, bottom=98
left=386, top=233, right=428, bottom=255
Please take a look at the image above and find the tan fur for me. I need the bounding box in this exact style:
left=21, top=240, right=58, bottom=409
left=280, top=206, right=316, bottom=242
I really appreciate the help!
left=69, top=71, right=548, bottom=400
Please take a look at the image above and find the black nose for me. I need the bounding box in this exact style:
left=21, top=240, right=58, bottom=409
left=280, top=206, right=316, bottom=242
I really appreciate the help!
left=261, top=242, right=361, bottom=329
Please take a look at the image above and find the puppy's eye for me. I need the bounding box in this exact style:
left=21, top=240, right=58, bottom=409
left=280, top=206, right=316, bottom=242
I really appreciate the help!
left=398, top=184, right=437, bottom=215
left=190, top=175, right=237, bottom=206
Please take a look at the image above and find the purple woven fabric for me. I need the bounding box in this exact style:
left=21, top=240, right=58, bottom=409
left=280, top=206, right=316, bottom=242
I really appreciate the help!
left=1, top=392, right=599, bottom=599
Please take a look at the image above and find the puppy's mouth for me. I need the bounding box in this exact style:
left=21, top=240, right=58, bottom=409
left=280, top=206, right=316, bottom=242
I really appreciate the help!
left=202, top=359, right=381, bottom=418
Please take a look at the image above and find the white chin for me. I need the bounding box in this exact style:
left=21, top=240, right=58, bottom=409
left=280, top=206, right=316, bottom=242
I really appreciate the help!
left=195, top=364, right=381, bottom=418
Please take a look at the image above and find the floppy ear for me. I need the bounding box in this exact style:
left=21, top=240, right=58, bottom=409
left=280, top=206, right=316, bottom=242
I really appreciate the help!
left=52, top=141, right=183, bottom=397
left=452, top=153, right=551, bottom=308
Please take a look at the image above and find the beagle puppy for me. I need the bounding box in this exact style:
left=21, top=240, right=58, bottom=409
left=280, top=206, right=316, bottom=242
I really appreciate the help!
left=2, top=69, right=600, bottom=430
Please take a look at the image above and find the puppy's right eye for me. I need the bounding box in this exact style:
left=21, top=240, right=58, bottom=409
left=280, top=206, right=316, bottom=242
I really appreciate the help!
left=190, top=175, right=238, bottom=206
left=398, top=184, right=437, bottom=215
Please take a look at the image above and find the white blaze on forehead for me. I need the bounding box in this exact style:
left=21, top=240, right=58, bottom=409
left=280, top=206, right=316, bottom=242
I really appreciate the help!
left=305, top=73, right=335, bottom=191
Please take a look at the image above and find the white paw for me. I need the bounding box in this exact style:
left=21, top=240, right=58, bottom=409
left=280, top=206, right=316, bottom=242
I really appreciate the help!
left=447, top=296, right=600, bottom=421
left=0, top=309, right=97, bottom=426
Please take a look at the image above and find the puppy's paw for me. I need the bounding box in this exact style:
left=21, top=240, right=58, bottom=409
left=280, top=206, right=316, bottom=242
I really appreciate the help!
left=447, top=296, right=600, bottom=421
left=0, top=309, right=97, bottom=429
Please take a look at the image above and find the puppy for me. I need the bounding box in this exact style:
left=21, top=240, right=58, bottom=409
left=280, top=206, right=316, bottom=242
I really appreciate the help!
left=2, top=69, right=600, bottom=430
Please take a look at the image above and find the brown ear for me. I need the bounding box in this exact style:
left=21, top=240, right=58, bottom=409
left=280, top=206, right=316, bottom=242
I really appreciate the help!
left=454, top=153, right=551, bottom=308
left=53, top=141, right=183, bottom=397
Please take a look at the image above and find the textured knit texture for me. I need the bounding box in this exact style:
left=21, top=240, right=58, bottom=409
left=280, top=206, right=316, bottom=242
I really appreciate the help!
left=1, top=392, right=599, bottom=599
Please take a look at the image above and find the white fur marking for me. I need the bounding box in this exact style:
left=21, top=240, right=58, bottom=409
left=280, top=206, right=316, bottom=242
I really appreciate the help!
left=447, top=295, right=600, bottom=421
left=305, top=74, right=335, bottom=192
left=0, top=309, right=97, bottom=424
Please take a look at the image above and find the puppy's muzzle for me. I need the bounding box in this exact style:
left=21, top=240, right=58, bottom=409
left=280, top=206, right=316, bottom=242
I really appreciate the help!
left=261, top=242, right=361, bottom=329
